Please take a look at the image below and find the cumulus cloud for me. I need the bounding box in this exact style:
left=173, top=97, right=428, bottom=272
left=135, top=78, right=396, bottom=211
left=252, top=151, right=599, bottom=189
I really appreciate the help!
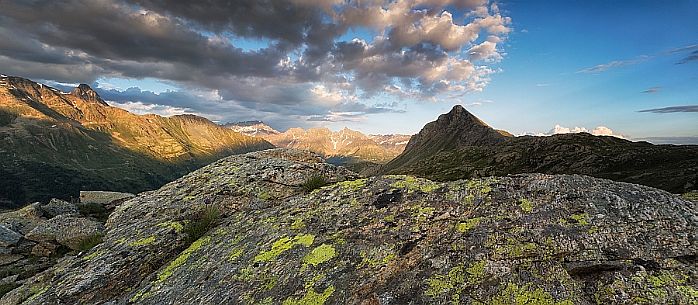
left=638, top=105, right=698, bottom=113
left=541, top=124, right=626, bottom=138
left=0, top=0, right=511, bottom=126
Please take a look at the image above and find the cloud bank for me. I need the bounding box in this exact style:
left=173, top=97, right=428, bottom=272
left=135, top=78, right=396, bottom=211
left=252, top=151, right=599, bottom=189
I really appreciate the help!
left=0, top=0, right=511, bottom=127
left=638, top=105, right=698, bottom=113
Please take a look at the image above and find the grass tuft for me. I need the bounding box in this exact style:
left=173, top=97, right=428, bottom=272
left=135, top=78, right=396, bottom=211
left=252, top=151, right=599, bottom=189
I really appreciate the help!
left=182, top=206, right=220, bottom=244
left=76, top=233, right=103, bottom=251
left=301, top=175, right=328, bottom=193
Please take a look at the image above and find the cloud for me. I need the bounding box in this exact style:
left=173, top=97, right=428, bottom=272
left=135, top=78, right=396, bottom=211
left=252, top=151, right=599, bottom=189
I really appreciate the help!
left=543, top=124, right=625, bottom=138
left=105, top=100, right=195, bottom=117
left=635, top=137, right=698, bottom=145
left=0, top=0, right=511, bottom=127
left=677, top=50, right=698, bottom=64
left=641, top=86, right=661, bottom=93
left=638, top=105, right=698, bottom=113
left=577, top=44, right=698, bottom=73
left=577, top=56, right=651, bottom=73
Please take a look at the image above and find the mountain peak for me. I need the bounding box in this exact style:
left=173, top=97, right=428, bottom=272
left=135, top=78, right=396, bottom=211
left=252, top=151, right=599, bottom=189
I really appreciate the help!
left=382, top=105, right=511, bottom=173
left=71, top=84, right=107, bottom=105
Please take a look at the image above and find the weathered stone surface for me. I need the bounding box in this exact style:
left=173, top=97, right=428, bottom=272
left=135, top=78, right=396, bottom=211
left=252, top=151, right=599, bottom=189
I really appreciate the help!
left=0, top=204, right=44, bottom=235
left=30, top=242, right=58, bottom=257
left=25, top=215, right=103, bottom=250
left=0, top=226, right=21, bottom=247
left=0, top=254, right=22, bottom=266
left=1, top=149, right=696, bottom=304
left=39, top=199, right=79, bottom=218
left=79, top=191, right=134, bottom=206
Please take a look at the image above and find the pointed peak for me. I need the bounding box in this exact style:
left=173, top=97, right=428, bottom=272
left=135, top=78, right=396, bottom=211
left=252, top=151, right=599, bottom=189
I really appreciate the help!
left=71, top=84, right=106, bottom=105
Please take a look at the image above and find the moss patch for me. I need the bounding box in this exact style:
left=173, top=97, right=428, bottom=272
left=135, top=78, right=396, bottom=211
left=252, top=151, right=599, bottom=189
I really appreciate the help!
left=519, top=198, right=533, bottom=213
left=129, top=235, right=156, bottom=247
left=157, top=235, right=211, bottom=283
left=282, top=286, right=335, bottom=305
left=303, top=244, right=336, bottom=267
left=456, top=217, right=482, bottom=233
left=254, top=234, right=315, bottom=262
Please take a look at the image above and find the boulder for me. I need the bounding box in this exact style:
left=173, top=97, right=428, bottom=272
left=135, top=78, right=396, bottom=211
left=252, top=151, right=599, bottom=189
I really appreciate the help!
left=25, top=215, right=103, bottom=250
left=0, top=225, right=21, bottom=247
left=39, top=199, right=78, bottom=218
left=79, top=191, right=134, bottom=207
left=0, top=204, right=44, bottom=235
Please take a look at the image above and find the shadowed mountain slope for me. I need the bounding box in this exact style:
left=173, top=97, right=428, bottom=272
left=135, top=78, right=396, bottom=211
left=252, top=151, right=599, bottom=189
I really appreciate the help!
left=383, top=105, right=698, bottom=193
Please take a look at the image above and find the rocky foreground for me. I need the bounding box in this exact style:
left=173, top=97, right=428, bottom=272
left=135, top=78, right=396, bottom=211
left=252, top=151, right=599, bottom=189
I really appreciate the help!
left=1, top=149, right=697, bottom=304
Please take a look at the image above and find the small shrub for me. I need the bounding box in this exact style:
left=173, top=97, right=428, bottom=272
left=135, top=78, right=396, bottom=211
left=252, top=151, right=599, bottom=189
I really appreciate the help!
left=77, top=203, right=109, bottom=221
left=301, top=175, right=328, bottom=193
left=182, top=206, right=220, bottom=243
left=0, top=282, right=20, bottom=298
left=77, top=233, right=103, bottom=251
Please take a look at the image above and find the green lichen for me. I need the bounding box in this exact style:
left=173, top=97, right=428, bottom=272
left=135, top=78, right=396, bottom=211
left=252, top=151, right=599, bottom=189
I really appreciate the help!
left=129, top=288, right=153, bottom=302
left=466, top=179, right=494, bottom=195
left=495, top=238, right=538, bottom=258
left=282, top=286, right=335, bottom=305
left=291, top=218, right=306, bottom=230
left=519, top=198, right=533, bottom=213
left=26, top=285, right=49, bottom=302
left=228, top=247, right=245, bottom=262
left=157, top=221, right=184, bottom=233
left=570, top=213, right=590, bottom=226
left=466, top=260, right=487, bottom=285
left=258, top=191, right=272, bottom=200
left=425, top=265, right=465, bottom=298
left=303, top=244, right=336, bottom=267
left=129, top=235, right=156, bottom=247
left=83, top=250, right=105, bottom=261
left=488, top=283, right=573, bottom=305
left=157, top=235, right=211, bottom=283
left=360, top=248, right=397, bottom=268
left=456, top=217, right=482, bottom=233
left=336, top=178, right=367, bottom=191
left=391, top=176, right=440, bottom=193
left=254, top=234, right=315, bottom=262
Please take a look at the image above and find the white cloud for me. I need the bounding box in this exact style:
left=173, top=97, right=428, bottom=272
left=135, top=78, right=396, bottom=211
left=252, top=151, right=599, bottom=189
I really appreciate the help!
left=542, top=124, right=626, bottom=138
left=105, top=100, right=195, bottom=117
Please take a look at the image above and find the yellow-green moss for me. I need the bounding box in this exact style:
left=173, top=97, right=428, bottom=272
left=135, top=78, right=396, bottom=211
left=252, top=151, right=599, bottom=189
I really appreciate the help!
left=282, top=286, right=335, bottom=305
left=488, top=283, right=573, bottom=305
left=291, top=218, right=306, bottom=230
left=456, top=217, right=482, bottom=233
left=129, top=288, right=153, bottom=302
left=391, top=176, right=440, bottom=193
left=425, top=265, right=465, bottom=297
left=157, top=236, right=211, bottom=283
left=129, top=235, right=156, bottom=247
left=466, top=260, right=487, bottom=285
left=570, top=213, right=590, bottom=226
left=254, top=234, right=315, bottom=262
left=83, top=250, right=105, bottom=261
left=303, top=244, right=336, bottom=267
left=360, top=248, right=397, bottom=268
left=337, top=179, right=367, bottom=191
left=519, top=198, right=533, bottom=213
left=157, top=221, right=184, bottom=233
left=466, top=179, right=494, bottom=195
left=228, top=247, right=244, bottom=262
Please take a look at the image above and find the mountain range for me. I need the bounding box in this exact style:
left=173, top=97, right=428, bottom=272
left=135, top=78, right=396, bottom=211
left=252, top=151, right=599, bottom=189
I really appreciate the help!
left=225, top=121, right=410, bottom=170
left=0, top=75, right=273, bottom=207
left=383, top=105, right=698, bottom=193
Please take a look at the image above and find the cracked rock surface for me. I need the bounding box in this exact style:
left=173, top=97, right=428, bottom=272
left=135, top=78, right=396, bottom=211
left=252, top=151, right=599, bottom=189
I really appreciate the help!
left=2, top=149, right=696, bottom=304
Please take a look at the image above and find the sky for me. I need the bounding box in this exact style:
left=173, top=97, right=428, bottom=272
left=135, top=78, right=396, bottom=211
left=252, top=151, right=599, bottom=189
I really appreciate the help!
left=0, top=0, right=696, bottom=141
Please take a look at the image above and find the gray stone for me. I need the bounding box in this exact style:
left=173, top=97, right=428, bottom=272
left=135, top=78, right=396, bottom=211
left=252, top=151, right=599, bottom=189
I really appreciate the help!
left=25, top=215, right=103, bottom=250
left=79, top=191, right=134, bottom=206
left=0, top=225, right=22, bottom=247
left=39, top=199, right=79, bottom=218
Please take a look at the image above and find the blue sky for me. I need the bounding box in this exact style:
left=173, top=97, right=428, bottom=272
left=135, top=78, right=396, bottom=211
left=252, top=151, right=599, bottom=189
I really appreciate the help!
left=331, top=0, right=698, bottom=136
left=1, top=0, right=696, bottom=139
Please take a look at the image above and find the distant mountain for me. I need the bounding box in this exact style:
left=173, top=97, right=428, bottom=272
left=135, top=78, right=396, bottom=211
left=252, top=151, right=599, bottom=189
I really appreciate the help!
left=223, top=120, right=280, bottom=136
left=0, top=74, right=273, bottom=207
left=383, top=105, right=698, bottom=193
left=225, top=122, right=412, bottom=170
